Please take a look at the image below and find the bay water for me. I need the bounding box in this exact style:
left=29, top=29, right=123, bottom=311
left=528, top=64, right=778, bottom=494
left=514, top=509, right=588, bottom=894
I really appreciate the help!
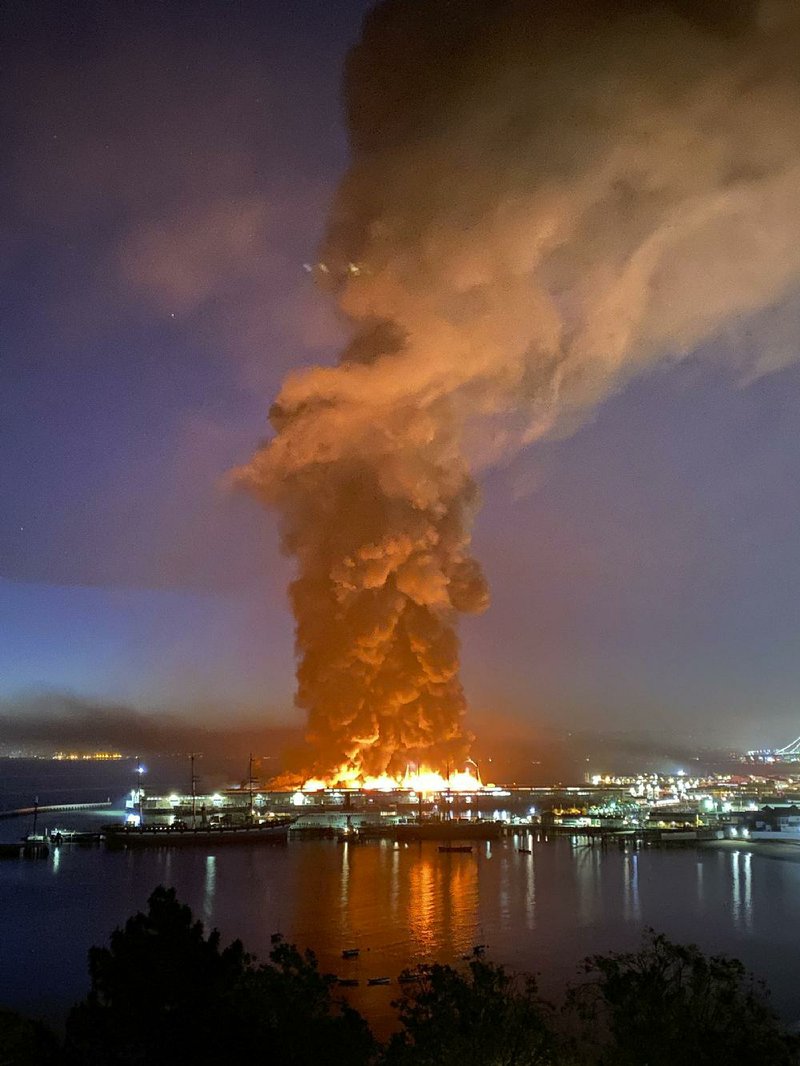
left=2, top=758, right=800, bottom=1032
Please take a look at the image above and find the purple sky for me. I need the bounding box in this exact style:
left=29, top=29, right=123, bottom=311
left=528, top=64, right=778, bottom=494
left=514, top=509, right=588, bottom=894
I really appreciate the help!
left=3, top=0, right=799, bottom=754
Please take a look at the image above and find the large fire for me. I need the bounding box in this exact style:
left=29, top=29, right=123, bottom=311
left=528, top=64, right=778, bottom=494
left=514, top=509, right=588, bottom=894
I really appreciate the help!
left=302, top=764, right=485, bottom=794
left=240, top=1, right=800, bottom=796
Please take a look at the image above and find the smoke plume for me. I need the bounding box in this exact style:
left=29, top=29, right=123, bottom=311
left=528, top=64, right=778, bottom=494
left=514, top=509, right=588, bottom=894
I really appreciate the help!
left=238, top=0, right=800, bottom=782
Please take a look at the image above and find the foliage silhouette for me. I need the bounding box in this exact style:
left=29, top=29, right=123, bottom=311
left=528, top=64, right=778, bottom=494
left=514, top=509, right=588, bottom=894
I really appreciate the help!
left=63, top=885, right=374, bottom=1066
left=0, top=1008, right=60, bottom=1066
left=565, top=927, right=800, bottom=1066
left=384, top=947, right=556, bottom=1065
left=3, top=889, right=798, bottom=1065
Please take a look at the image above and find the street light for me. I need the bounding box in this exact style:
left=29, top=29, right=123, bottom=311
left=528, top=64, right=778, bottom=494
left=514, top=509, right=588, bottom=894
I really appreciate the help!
left=135, top=756, right=146, bottom=826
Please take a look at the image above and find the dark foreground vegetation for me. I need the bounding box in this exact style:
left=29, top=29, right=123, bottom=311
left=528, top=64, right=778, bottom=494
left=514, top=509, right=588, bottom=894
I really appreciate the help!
left=2, top=886, right=798, bottom=1065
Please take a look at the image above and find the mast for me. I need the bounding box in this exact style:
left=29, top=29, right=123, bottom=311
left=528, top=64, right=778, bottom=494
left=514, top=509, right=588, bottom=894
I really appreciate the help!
left=189, top=752, right=199, bottom=829
left=248, top=752, right=254, bottom=819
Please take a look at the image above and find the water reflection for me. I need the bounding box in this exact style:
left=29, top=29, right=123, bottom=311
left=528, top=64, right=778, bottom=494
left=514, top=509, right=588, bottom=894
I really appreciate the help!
left=203, top=855, right=216, bottom=923
left=574, top=845, right=603, bottom=925
left=623, top=852, right=640, bottom=922
left=390, top=844, right=400, bottom=923
left=4, top=836, right=800, bottom=1032
left=731, top=850, right=753, bottom=933
left=409, top=854, right=436, bottom=951
left=340, top=841, right=350, bottom=914
left=523, top=843, right=536, bottom=930
left=499, top=847, right=510, bottom=924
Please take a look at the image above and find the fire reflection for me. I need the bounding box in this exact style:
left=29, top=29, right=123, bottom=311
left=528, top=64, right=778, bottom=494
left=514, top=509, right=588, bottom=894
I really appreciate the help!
left=409, top=853, right=436, bottom=951
left=339, top=840, right=350, bottom=914
left=408, top=847, right=478, bottom=956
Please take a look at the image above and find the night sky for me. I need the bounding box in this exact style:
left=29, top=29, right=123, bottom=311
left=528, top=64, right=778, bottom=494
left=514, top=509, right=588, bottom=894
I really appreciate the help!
left=3, top=0, right=800, bottom=758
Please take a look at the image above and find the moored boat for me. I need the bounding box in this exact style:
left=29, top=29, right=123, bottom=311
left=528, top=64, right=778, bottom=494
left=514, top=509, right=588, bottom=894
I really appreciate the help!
left=21, top=834, right=49, bottom=858
left=104, top=817, right=295, bottom=849
left=49, top=829, right=103, bottom=845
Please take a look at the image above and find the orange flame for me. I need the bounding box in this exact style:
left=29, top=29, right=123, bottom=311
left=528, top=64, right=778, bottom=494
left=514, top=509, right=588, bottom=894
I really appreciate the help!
left=302, top=764, right=484, bottom=793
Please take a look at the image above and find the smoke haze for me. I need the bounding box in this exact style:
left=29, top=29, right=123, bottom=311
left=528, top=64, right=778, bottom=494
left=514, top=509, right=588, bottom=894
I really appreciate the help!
left=0, top=693, right=300, bottom=768
left=239, top=0, right=800, bottom=782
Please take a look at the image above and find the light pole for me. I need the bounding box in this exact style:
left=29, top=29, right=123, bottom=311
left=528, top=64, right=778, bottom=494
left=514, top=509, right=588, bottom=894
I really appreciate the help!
left=135, top=757, right=146, bottom=826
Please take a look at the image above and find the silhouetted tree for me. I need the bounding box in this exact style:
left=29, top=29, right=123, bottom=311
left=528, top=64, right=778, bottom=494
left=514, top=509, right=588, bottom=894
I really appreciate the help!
left=64, top=886, right=374, bottom=1066
left=0, top=1008, right=59, bottom=1066
left=383, top=948, right=557, bottom=1066
left=46, top=889, right=800, bottom=1066
left=565, top=928, right=800, bottom=1066
left=232, top=934, right=375, bottom=1066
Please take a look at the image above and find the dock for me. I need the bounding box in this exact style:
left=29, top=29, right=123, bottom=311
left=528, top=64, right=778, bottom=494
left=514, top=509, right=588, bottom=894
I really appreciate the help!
left=0, top=801, right=112, bottom=820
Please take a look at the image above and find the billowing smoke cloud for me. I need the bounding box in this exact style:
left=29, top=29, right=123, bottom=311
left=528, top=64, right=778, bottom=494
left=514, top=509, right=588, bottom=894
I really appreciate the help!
left=238, top=0, right=800, bottom=782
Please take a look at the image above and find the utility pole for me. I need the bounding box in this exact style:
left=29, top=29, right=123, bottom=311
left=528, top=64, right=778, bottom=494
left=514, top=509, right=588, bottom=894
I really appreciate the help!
left=189, top=753, right=202, bottom=829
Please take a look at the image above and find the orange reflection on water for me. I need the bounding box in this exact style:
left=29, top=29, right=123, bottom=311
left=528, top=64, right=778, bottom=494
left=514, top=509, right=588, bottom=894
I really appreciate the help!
left=334, top=842, right=410, bottom=948
left=409, top=853, right=436, bottom=951
left=408, top=847, right=478, bottom=957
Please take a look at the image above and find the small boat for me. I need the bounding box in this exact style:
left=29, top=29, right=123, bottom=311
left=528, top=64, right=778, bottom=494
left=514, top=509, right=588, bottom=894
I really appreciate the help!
left=22, top=836, right=49, bottom=859
left=462, top=944, right=488, bottom=959
left=367, top=977, right=391, bottom=986
left=342, top=948, right=360, bottom=959
left=338, top=978, right=359, bottom=987
left=49, top=829, right=103, bottom=845
left=22, top=804, right=48, bottom=857
left=517, top=847, right=532, bottom=854
left=438, top=845, right=472, bottom=853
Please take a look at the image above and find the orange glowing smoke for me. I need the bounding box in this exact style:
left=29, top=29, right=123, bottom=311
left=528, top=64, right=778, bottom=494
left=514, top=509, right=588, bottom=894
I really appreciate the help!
left=238, top=1, right=800, bottom=787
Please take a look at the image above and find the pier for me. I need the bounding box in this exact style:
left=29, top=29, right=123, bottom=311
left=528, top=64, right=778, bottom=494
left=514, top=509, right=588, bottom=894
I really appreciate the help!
left=0, top=801, right=112, bottom=820
left=339, top=821, right=727, bottom=848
